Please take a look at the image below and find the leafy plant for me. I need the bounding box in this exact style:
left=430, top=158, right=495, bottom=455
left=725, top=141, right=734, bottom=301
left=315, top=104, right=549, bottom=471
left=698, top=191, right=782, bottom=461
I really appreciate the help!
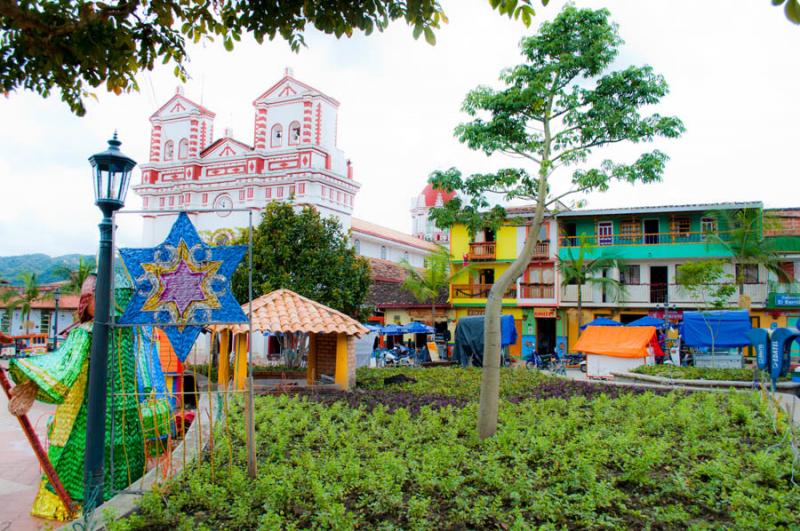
left=111, top=370, right=800, bottom=530
left=400, top=246, right=454, bottom=328
left=631, top=364, right=791, bottom=382
left=676, top=259, right=736, bottom=309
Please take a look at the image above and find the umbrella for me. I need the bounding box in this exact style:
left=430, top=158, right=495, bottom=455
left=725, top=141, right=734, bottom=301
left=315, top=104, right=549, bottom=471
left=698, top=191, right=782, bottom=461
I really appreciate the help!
left=363, top=324, right=383, bottom=333
left=579, top=317, right=621, bottom=330
left=625, top=315, right=665, bottom=328
left=379, top=324, right=406, bottom=336
left=403, top=322, right=434, bottom=334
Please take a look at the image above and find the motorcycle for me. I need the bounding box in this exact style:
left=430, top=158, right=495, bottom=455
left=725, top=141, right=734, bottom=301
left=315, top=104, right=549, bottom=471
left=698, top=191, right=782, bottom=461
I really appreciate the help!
left=382, top=344, right=415, bottom=367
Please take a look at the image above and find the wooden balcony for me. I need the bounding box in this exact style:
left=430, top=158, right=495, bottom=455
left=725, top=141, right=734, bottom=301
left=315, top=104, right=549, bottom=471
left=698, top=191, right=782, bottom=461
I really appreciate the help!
left=560, top=282, right=768, bottom=307
left=451, top=284, right=516, bottom=299
left=518, top=283, right=555, bottom=300
left=468, top=242, right=496, bottom=261
left=560, top=230, right=733, bottom=248
left=532, top=240, right=550, bottom=258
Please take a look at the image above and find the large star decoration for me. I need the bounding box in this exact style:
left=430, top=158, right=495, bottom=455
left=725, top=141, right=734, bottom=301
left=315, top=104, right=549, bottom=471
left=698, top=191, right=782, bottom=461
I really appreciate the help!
left=119, top=212, right=247, bottom=361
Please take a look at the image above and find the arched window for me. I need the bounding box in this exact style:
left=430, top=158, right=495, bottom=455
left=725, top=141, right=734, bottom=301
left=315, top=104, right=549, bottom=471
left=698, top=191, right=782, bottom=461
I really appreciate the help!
left=289, top=121, right=301, bottom=145
left=163, top=140, right=174, bottom=161
left=178, top=138, right=188, bottom=159
left=354, top=239, right=361, bottom=254
left=380, top=246, right=387, bottom=260
left=271, top=124, right=283, bottom=147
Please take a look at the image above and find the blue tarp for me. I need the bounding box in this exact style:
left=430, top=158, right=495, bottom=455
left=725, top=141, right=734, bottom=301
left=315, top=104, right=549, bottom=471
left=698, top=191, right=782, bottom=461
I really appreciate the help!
left=626, top=316, right=665, bottom=328
left=580, top=317, right=621, bottom=330
left=680, top=310, right=752, bottom=348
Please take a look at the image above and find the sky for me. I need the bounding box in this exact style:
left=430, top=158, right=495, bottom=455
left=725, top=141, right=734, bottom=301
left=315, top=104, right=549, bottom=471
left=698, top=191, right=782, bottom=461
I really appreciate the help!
left=0, top=0, right=798, bottom=256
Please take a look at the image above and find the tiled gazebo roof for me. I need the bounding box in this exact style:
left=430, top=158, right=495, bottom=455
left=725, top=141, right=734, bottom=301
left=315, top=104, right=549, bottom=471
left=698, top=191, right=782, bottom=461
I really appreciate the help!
left=221, top=288, right=368, bottom=336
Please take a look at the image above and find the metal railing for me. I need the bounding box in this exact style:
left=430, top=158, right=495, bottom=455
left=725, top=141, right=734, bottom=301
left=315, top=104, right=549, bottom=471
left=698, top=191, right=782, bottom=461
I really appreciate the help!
left=560, top=282, right=768, bottom=306
left=451, top=283, right=516, bottom=299
left=518, top=283, right=556, bottom=299
left=560, top=230, right=733, bottom=248
left=468, top=242, right=496, bottom=261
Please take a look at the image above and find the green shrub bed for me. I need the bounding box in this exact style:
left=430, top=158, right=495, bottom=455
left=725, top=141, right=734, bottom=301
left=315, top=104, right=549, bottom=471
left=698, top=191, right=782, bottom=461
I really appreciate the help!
left=630, top=364, right=790, bottom=382
left=111, top=368, right=800, bottom=530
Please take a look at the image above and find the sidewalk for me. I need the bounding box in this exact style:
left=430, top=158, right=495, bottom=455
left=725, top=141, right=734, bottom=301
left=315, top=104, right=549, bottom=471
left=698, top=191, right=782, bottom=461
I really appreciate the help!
left=0, top=368, right=55, bottom=531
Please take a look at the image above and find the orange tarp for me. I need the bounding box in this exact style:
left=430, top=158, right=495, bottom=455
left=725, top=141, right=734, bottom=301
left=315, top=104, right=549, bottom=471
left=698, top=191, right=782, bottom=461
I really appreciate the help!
left=573, top=326, right=664, bottom=359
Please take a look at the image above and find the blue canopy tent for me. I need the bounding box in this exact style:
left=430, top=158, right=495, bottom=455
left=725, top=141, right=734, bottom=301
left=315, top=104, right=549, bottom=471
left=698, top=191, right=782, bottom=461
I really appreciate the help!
left=626, top=316, right=666, bottom=328
left=403, top=322, right=435, bottom=334
left=364, top=324, right=383, bottom=333
left=379, top=324, right=406, bottom=336
left=679, top=310, right=752, bottom=348
left=580, top=317, right=621, bottom=331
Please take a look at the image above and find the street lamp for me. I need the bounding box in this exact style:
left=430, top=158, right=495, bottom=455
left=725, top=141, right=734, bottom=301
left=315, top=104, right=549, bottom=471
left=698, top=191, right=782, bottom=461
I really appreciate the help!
left=52, top=287, right=60, bottom=350
left=84, top=132, right=136, bottom=514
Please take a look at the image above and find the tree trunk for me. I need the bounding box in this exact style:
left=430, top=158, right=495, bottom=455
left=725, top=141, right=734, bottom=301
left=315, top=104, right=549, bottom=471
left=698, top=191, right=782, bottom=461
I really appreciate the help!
left=577, top=281, right=584, bottom=330
left=477, top=180, right=550, bottom=439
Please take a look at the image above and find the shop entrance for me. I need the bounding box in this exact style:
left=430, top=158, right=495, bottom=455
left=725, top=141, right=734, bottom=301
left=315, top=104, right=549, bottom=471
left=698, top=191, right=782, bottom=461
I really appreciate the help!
left=536, top=318, right=556, bottom=354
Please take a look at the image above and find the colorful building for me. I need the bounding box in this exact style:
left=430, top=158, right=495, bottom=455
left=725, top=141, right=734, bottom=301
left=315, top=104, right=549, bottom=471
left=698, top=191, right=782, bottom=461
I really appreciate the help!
left=448, top=206, right=561, bottom=359
left=445, top=201, right=800, bottom=359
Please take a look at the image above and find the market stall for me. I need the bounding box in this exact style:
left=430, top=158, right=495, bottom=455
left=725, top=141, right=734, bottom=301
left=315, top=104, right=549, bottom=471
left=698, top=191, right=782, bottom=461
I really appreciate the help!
left=680, top=310, right=752, bottom=368
left=573, top=325, right=662, bottom=378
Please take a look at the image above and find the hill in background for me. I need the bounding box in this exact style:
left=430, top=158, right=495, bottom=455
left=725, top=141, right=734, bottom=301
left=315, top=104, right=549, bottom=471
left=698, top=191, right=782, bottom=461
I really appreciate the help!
left=0, top=254, right=95, bottom=285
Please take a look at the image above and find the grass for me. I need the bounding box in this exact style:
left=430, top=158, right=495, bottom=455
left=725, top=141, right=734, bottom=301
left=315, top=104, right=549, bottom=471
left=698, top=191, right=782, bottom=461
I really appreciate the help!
left=631, top=364, right=792, bottom=382
left=110, top=368, right=800, bottom=530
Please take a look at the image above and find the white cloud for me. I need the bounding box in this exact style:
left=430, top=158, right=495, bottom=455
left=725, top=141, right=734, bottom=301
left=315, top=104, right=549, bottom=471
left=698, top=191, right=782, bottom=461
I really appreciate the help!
left=0, top=0, right=798, bottom=256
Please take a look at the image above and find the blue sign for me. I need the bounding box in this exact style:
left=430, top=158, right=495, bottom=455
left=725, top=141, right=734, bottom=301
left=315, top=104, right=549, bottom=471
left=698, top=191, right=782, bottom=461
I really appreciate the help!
left=521, top=335, right=536, bottom=361
left=775, top=293, right=800, bottom=307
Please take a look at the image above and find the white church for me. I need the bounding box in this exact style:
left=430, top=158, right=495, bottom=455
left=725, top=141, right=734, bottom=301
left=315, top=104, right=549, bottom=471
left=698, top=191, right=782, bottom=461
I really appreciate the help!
left=133, top=70, right=443, bottom=268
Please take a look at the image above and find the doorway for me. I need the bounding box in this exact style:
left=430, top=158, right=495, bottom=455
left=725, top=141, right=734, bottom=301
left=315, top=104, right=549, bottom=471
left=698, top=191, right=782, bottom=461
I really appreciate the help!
left=478, top=268, right=495, bottom=285
left=644, top=219, right=660, bottom=244
left=650, top=266, right=668, bottom=303
left=536, top=317, right=556, bottom=354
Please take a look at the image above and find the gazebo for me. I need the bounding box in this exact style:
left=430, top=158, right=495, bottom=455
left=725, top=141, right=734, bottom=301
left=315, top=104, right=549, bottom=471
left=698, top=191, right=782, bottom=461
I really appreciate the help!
left=213, top=289, right=368, bottom=390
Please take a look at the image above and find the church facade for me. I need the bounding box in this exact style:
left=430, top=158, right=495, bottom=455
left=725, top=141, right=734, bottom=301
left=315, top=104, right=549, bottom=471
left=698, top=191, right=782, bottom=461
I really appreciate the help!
left=132, top=71, right=437, bottom=267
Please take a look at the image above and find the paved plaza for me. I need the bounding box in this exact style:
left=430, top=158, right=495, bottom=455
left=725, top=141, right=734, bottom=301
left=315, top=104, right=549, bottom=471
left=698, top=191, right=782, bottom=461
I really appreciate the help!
left=0, top=362, right=55, bottom=531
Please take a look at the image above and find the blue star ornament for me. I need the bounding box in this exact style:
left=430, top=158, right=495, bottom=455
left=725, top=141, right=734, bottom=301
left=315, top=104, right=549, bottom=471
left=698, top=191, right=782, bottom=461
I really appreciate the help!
left=118, top=212, right=247, bottom=361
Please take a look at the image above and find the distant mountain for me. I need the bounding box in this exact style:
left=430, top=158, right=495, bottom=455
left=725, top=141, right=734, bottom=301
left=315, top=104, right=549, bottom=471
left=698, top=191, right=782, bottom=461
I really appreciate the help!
left=0, top=254, right=95, bottom=285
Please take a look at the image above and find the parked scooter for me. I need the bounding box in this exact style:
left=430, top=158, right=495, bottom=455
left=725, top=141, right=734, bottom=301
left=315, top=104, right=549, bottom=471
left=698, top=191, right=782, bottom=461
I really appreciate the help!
left=383, top=344, right=415, bottom=367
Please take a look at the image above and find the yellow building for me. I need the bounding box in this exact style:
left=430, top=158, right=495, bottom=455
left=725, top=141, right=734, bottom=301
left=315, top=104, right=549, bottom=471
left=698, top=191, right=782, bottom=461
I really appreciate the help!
left=448, top=207, right=561, bottom=359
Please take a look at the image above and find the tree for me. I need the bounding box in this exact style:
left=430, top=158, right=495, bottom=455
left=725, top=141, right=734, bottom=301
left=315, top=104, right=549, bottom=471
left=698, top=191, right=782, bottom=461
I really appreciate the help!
left=676, top=260, right=736, bottom=310
left=1, top=272, right=48, bottom=335
left=558, top=238, right=625, bottom=329
left=399, top=246, right=453, bottom=328
left=230, top=202, right=371, bottom=320
left=428, top=6, right=684, bottom=438
left=705, top=208, right=788, bottom=301
left=53, top=256, right=96, bottom=295
left=0, top=0, right=548, bottom=116
left=773, top=0, right=800, bottom=24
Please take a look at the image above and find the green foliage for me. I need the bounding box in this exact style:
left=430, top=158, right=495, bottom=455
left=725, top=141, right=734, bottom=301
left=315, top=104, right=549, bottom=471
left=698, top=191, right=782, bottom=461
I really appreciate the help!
left=2, top=271, right=49, bottom=334
left=356, top=366, right=552, bottom=398
left=706, top=208, right=788, bottom=296
left=0, top=0, right=553, bottom=116
left=429, top=6, right=685, bottom=236
left=0, top=253, right=94, bottom=285
left=113, top=371, right=800, bottom=530
left=230, top=202, right=371, bottom=320
left=631, top=364, right=791, bottom=382
left=399, top=246, right=452, bottom=316
left=773, top=0, right=800, bottom=23
left=52, top=256, right=96, bottom=295
left=676, top=259, right=736, bottom=309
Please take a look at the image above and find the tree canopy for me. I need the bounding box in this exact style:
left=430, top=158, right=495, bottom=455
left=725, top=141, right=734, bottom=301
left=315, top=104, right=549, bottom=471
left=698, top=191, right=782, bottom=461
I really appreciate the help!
left=0, top=0, right=550, bottom=116
left=230, top=202, right=371, bottom=321
left=428, top=5, right=684, bottom=438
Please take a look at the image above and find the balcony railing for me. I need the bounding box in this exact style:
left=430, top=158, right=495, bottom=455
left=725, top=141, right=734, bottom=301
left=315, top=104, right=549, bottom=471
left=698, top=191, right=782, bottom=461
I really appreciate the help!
left=532, top=240, right=550, bottom=258
left=468, top=242, right=496, bottom=261
left=519, top=283, right=555, bottom=299
left=560, top=282, right=768, bottom=307
left=560, top=230, right=733, bottom=248
left=452, top=283, right=516, bottom=299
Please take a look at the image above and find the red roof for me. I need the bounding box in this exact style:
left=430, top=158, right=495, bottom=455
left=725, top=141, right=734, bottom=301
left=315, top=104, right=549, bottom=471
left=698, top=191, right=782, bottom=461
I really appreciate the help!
left=0, top=290, right=80, bottom=310
left=420, top=183, right=456, bottom=208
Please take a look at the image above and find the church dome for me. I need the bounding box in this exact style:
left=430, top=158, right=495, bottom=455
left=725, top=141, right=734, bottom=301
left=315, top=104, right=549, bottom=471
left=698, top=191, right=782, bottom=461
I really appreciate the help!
left=420, top=183, right=456, bottom=208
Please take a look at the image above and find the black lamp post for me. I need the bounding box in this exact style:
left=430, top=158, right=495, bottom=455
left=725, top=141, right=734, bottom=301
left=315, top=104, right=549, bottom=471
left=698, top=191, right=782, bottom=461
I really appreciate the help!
left=52, top=287, right=60, bottom=350
left=84, top=132, right=136, bottom=514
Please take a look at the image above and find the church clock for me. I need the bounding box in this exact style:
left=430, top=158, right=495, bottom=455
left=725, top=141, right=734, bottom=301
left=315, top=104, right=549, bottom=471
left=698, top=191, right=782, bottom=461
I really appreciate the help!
left=213, top=194, right=233, bottom=217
